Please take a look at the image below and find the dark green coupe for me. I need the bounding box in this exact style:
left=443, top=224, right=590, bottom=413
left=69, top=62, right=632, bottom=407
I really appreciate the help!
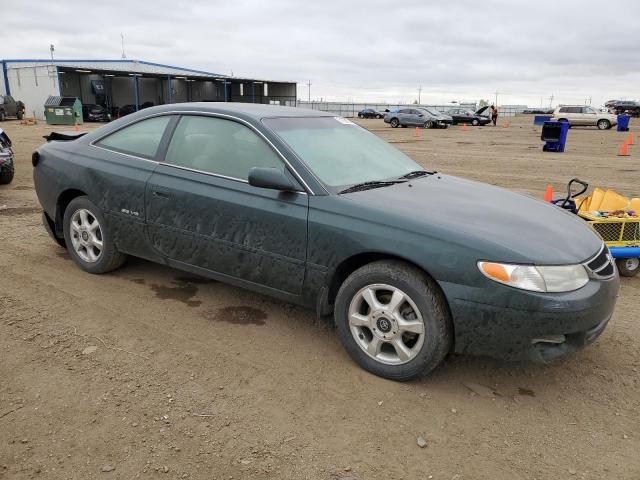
left=33, top=103, right=619, bottom=380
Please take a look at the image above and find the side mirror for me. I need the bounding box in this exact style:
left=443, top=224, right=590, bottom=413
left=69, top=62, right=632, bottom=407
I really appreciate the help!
left=248, top=167, right=299, bottom=192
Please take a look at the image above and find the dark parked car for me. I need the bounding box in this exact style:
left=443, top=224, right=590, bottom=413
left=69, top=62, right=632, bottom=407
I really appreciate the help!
left=82, top=104, right=111, bottom=122
left=0, top=94, right=25, bottom=121
left=604, top=100, right=640, bottom=117
left=33, top=103, right=619, bottom=380
left=358, top=108, right=384, bottom=119
left=522, top=108, right=554, bottom=114
left=445, top=107, right=491, bottom=126
left=0, top=127, right=14, bottom=184
left=384, top=107, right=452, bottom=129
left=117, top=102, right=154, bottom=117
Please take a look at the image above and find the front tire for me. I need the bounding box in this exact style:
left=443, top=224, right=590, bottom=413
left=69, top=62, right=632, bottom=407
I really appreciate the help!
left=63, top=196, right=126, bottom=274
left=390, top=118, right=399, bottom=128
left=424, top=120, right=434, bottom=129
left=0, top=166, right=14, bottom=184
left=16, top=111, right=24, bottom=120
left=597, top=119, right=611, bottom=130
left=617, top=258, right=639, bottom=277
left=0, top=110, right=5, bottom=121
left=334, top=260, right=452, bottom=381
left=472, top=119, right=479, bottom=126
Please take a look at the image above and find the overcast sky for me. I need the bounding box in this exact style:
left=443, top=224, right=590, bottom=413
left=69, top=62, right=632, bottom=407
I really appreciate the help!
left=3, top=0, right=640, bottom=107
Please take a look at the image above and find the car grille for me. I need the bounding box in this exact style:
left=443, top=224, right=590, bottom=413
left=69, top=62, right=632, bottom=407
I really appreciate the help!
left=584, top=245, right=616, bottom=279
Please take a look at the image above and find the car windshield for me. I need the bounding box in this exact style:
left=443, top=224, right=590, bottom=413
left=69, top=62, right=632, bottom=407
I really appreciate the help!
left=420, top=108, right=440, bottom=116
left=263, top=116, right=421, bottom=188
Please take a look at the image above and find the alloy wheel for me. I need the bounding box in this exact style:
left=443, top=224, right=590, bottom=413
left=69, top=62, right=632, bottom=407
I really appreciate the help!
left=69, top=208, right=104, bottom=263
left=348, top=283, right=426, bottom=365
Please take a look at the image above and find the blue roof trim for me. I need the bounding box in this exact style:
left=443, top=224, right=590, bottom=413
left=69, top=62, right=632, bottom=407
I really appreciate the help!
left=0, top=59, right=227, bottom=77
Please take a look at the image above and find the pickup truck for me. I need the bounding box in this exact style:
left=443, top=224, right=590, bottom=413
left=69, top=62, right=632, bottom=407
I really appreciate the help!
left=0, top=95, right=25, bottom=121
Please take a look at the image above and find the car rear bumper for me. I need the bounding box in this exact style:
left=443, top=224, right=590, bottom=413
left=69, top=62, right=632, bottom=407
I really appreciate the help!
left=447, top=275, right=620, bottom=362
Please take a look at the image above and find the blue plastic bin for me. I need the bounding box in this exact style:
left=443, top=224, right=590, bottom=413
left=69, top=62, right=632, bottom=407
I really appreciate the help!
left=533, top=115, right=552, bottom=125
left=541, top=121, right=569, bottom=152
left=617, top=115, right=631, bottom=132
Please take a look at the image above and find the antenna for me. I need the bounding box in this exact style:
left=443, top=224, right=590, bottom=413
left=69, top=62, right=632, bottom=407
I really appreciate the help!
left=306, top=80, right=312, bottom=101
left=120, top=33, right=127, bottom=60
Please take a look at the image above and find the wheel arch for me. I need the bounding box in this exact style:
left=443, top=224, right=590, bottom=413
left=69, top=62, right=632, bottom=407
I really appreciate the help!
left=55, top=188, right=88, bottom=236
left=324, top=251, right=453, bottom=320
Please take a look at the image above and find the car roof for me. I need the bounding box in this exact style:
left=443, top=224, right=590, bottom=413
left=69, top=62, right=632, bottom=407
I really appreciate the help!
left=136, top=102, right=335, bottom=120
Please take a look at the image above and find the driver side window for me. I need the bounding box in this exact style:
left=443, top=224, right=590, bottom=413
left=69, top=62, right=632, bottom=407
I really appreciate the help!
left=164, top=115, right=284, bottom=180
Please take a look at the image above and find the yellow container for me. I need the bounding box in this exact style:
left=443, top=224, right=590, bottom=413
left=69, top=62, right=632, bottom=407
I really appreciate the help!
left=578, top=212, right=640, bottom=247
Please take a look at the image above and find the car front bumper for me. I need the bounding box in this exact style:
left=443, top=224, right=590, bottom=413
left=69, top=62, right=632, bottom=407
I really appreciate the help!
left=445, top=274, right=620, bottom=362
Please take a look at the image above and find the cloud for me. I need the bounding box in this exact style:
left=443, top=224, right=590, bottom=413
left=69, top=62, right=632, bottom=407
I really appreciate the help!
left=2, top=0, right=640, bottom=106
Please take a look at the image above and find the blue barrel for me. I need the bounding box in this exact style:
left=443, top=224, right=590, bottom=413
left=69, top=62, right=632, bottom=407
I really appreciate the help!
left=541, top=121, right=569, bottom=152
left=534, top=115, right=552, bottom=125
left=617, top=115, right=631, bottom=132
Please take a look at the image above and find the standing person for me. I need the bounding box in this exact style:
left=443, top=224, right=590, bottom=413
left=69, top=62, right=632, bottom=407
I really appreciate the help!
left=490, top=105, right=498, bottom=126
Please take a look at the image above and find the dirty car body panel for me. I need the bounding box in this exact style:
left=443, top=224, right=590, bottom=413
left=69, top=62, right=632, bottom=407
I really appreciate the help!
left=33, top=103, right=619, bottom=363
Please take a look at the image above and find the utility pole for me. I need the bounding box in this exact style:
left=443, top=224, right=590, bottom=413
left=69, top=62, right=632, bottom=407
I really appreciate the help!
left=549, top=94, right=554, bottom=109
left=494, top=91, right=499, bottom=106
left=306, top=80, right=312, bottom=102
left=49, top=44, right=55, bottom=62
left=418, top=85, right=422, bottom=105
left=120, top=33, right=127, bottom=60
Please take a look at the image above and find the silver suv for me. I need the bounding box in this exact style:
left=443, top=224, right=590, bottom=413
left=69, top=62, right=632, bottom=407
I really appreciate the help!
left=552, top=105, right=617, bottom=130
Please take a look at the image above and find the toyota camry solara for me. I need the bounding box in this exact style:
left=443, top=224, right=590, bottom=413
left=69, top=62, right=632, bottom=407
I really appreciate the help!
left=32, top=103, right=619, bottom=380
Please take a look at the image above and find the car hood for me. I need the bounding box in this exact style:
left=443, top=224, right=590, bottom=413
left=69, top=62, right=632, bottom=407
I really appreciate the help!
left=339, top=174, right=602, bottom=265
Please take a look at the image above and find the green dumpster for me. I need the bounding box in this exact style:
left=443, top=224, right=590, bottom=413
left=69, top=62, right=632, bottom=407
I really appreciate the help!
left=44, top=96, right=83, bottom=125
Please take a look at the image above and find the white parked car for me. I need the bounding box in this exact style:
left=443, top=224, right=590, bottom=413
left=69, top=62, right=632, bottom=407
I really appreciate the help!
left=552, top=105, right=618, bottom=130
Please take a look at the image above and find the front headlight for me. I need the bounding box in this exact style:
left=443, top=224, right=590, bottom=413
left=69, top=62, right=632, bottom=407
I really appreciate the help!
left=478, top=261, right=589, bottom=293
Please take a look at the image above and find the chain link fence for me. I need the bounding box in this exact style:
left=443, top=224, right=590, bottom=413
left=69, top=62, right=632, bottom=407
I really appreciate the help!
left=296, top=101, right=526, bottom=117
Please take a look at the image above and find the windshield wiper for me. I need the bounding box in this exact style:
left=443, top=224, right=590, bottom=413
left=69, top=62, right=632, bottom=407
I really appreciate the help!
left=398, top=170, right=436, bottom=179
left=339, top=180, right=407, bottom=194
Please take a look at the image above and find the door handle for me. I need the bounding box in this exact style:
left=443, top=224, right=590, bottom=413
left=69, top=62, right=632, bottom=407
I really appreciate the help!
left=152, top=190, right=171, bottom=199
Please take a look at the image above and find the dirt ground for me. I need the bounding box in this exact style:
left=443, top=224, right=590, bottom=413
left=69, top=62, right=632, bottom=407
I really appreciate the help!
left=1, top=115, right=638, bottom=480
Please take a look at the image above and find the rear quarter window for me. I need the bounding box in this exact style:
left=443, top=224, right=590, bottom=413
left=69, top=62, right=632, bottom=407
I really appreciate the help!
left=96, top=116, right=171, bottom=159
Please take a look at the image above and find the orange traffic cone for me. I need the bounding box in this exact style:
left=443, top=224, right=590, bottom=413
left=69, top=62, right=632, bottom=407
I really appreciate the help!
left=627, top=133, right=634, bottom=145
left=462, top=123, right=468, bottom=131
left=502, top=120, right=509, bottom=128
left=618, top=142, right=630, bottom=156
left=543, top=185, right=553, bottom=202
left=414, top=126, right=420, bottom=137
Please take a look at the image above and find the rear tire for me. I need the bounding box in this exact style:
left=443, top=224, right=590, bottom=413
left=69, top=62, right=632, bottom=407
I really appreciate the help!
left=0, top=110, right=5, bottom=121
left=617, top=258, right=639, bottom=277
left=63, top=196, right=126, bottom=274
left=472, top=119, right=479, bottom=126
left=0, top=166, right=14, bottom=185
left=597, top=119, right=611, bottom=130
left=334, top=260, right=452, bottom=381
left=16, top=111, right=23, bottom=120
